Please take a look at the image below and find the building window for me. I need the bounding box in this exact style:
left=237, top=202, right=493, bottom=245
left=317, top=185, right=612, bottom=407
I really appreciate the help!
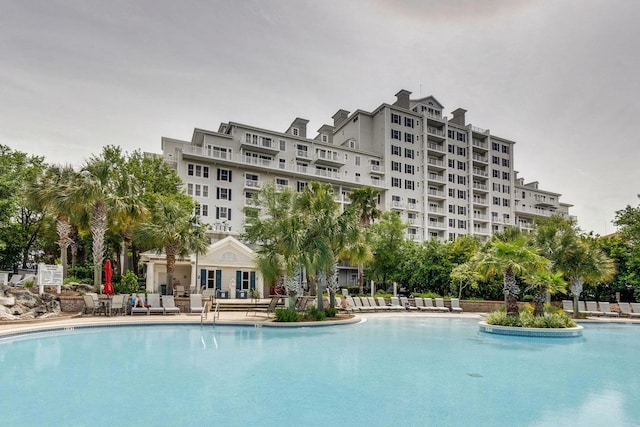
left=391, top=161, right=401, bottom=172
left=201, top=205, right=208, bottom=217
left=502, top=158, right=510, bottom=167
left=404, top=133, right=414, bottom=143
left=292, top=128, right=299, bottom=136
left=457, top=190, right=466, bottom=199
left=457, top=132, right=467, bottom=142
left=449, top=204, right=455, bottom=213
left=492, top=142, right=499, bottom=150
left=448, top=173, right=455, bottom=183
left=188, top=164, right=209, bottom=178
left=502, top=185, right=510, bottom=193
left=355, top=156, right=361, bottom=166
left=391, top=129, right=401, bottom=140
left=279, top=158, right=286, bottom=169
left=404, top=180, right=415, bottom=190
left=493, top=197, right=501, bottom=205
left=457, top=176, right=466, bottom=185
left=448, top=159, right=455, bottom=168
left=493, top=170, right=500, bottom=178
left=391, top=113, right=401, bottom=124
left=448, top=188, right=454, bottom=197
left=457, top=161, right=466, bottom=171
left=458, top=206, right=466, bottom=215
left=404, top=117, right=414, bottom=128
left=457, top=147, right=466, bottom=156
left=217, top=169, right=232, bottom=182
left=391, top=177, right=401, bottom=188
left=448, top=130, right=455, bottom=139
left=404, top=148, right=415, bottom=159
left=391, top=145, right=401, bottom=156
left=502, top=145, right=509, bottom=154
left=503, top=198, right=510, bottom=207
left=458, top=220, right=467, bottom=229
left=492, top=156, right=500, bottom=165
left=279, top=140, right=286, bottom=151
left=502, top=172, right=510, bottom=180
left=448, top=144, right=455, bottom=153
left=187, top=183, right=194, bottom=195
left=321, top=134, right=328, bottom=143
left=216, top=206, right=231, bottom=220
left=405, top=164, right=414, bottom=174
left=217, top=187, right=232, bottom=200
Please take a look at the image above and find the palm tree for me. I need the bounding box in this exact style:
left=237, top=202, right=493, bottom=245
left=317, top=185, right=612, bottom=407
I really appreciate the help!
left=474, top=228, right=549, bottom=316
left=523, top=269, right=567, bottom=316
left=348, top=187, right=380, bottom=294
left=134, top=194, right=208, bottom=296
left=243, top=184, right=305, bottom=308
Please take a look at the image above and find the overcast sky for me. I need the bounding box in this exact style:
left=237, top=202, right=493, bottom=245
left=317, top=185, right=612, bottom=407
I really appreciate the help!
left=2, top=0, right=639, bottom=235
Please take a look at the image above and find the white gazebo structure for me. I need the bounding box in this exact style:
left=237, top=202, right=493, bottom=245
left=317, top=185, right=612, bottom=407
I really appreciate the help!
left=140, top=236, right=264, bottom=298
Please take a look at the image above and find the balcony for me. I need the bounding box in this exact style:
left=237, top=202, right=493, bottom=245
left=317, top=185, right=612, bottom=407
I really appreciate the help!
left=427, top=157, right=445, bottom=171
left=426, top=143, right=445, bottom=153
left=370, top=163, right=385, bottom=174
left=473, top=213, right=489, bottom=222
left=392, top=200, right=405, bottom=209
left=275, top=184, right=290, bottom=192
left=471, top=126, right=489, bottom=136
left=472, top=139, right=488, bottom=150
left=295, top=149, right=311, bottom=161
left=472, top=168, right=488, bottom=177
left=407, top=202, right=418, bottom=211
left=241, top=134, right=280, bottom=155
left=472, top=196, right=488, bottom=206
left=244, top=179, right=262, bottom=189
left=405, top=233, right=422, bottom=242
left=428, top=220, right=446, bottom=229
left=314, top=168, right=341, bottom=179
left=314, top=151, right=345, bottom=167
left=473, top=182, right=488, bottom=193
left=426, top=127, right=446, bottom=142
left=472, top=154, right=488, bottom=163
left=473, top=225, right=490, bottom=234
left=515, top=206, right=557, bottom=217
left=243, top=156, right=274, bottom=168
left=427, top=173, right=445, bottom=183
left=428, top=189, right=446, bottom=199
left=428, top=206, right=445, bottom=215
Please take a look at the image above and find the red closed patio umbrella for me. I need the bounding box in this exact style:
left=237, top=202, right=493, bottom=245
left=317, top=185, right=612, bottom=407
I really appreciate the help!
left=103, top=259, right=114, bottom=295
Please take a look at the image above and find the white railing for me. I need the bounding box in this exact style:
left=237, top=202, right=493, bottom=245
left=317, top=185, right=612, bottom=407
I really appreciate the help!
left=473, top=168, right=488, bottom=177
left=426, top=127, right=445, bottom=137
left=244, top=180, right=262, bottom=188
left=370, top=164, right=384, bottom=173
left=428, top=190, right=445, bottom=198
left=392, top=201, right=405, bottom=208
left=472, top=139, right=487, bottom=148
left=427, top=158, right=444, bottom=167
left=473, top=183, right=487, bottom=190
left=472, top=154, right=488, bottom=162
left=428, top=206, right=444, bottom=214
left=428, top=174, right=444, bottom=182
left=426, top=143, right=444, bottom=152
left=471, top=126, right=489, bottom=135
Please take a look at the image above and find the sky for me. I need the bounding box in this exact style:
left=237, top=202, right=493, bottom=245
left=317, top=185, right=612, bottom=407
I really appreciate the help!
left=2, top=0, right=639, bottom=235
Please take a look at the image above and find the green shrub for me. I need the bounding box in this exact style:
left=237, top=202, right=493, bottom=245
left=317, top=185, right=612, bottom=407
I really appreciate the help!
left=23, top=279, right=34, bottom=288
left=305, top=307, right=326, bottom=321
left=64, top=276, right=83, bottom=285
left=116, top=271, right=139, bottom=294
left=521, top=295, right=535, bottom=302
left=325, top=307, right=337, bottom=318
left=414, top=291, right=440, bottom=299
left=275, top=308, right=302, bottom=322
left=486, top=308, right=576, bottom=328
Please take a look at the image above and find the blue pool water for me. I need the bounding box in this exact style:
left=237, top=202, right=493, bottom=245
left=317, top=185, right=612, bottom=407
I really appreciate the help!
left=1, top=317, right=639, bottom=427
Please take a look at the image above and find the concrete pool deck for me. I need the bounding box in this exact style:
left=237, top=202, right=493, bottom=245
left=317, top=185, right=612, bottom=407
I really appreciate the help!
left=1, top=311, right=638, bottom=338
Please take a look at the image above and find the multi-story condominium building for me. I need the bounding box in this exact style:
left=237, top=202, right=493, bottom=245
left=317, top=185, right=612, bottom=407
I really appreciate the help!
left=156, top=89, right=574, bottom=290
left=160, top=89, right=572, bottom=245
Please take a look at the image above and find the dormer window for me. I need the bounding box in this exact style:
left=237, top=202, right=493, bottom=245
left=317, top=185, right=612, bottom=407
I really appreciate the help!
left=321, top=134, right=328, bottom=143
left=292, top=128, right=299, bottom=136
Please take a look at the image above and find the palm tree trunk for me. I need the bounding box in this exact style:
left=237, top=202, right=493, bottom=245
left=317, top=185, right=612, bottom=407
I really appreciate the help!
left=166, top=244, right=178, bottom=296
left=358, top=264, right=364, bottom=294
left=503, top=268, right=520, bottom=317
left=91, top=202, right=107, bottom=292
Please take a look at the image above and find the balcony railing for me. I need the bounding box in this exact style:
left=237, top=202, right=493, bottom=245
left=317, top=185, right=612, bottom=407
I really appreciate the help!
left=427, top=174, right=444, bottom=182
left=472, top=139, right=487, bottom=149
left=244, top=179, right=262, bottom=189
left=426, top=143, right=444, bottom=152
left=472, top=154, right=488, bottom=163
left=473, top=168, right=488, bottom=177
left=427, top=158, right=444, bottom=167
left=426, top=127, right=445, bottom=137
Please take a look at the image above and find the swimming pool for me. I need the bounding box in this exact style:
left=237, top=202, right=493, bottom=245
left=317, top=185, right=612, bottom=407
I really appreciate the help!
left=1, top=317, right=639, bottom=426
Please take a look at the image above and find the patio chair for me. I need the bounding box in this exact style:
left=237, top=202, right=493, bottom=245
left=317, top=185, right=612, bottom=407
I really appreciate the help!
left=414, top=297, right=428, bottom=311
left=162, top=295, right=181, bottom=315
left=246, top=296, right=280, bottom=317
left=131, top=295, right=150, bottom=315
left=86, top=292, right=105, bottom=315
left=435, top=298, right=451, bottom=312
left=618, top=302, right=634, bottom=317
left=629, top=303, right=640, bottom=318
left=295, top=296, right=311, bottom=311
left=360, top=297, right=376, bottom=312
left=450, top=298, right=463, bottom=313
left=109, top=294, right=126, bottom=316
left=146, top=294, right=165, bottom=315
left=372, top=297, right=390, bottom=311
left=578, top=301, right=589, bottom=316
left=351, top=296, right=368, bottom=312
left=82, top=295, right=98, bottom=316
left=562, top=300, right=574, bottom=314
left=189, top=294, right=205, bottom=314
left=399, top=296, right=417, bottom=311
left=8, top=274, right=23, bottom=286
left=174, top=285, right=189, bottom=298
left=585, top=301, right=603, bottom=316
left=421, top=297, right=441, bottom=312
left=389, top=297, right=404, bottom=310
left=598, top=301, right=619, bottom=317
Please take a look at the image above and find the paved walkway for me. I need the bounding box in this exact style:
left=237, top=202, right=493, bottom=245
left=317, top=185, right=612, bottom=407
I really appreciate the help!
left=1, top=310, right=638, bottom=338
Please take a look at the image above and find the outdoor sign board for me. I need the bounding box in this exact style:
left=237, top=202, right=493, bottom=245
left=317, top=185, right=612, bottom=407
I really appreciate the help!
left=38, top=263, right=63, bottom=295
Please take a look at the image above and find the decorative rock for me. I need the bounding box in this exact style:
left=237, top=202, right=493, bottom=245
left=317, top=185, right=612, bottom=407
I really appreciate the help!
left=0, top=296, right=15, bottom=306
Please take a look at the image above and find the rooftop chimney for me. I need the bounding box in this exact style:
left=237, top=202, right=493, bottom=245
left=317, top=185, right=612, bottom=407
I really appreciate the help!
left=450, top=108, right=467, bottom=126
left=332, top=109, right=350, bottom=127
left=393, top=89, right=412, bottom=109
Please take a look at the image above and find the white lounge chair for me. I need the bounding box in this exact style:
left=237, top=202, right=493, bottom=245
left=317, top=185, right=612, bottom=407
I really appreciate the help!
left=390, top=297, right=404, bottom=310
left=131, top=294, right=150, bottom=315
left=598, top=301, right=618, bottom=317
left=414, top=297, right=428, bottom=311
left=367, top=297, right=384, bottom=311
left=422, top=297, right=443, bottom=312
left=618, top=302, right=633, bottom=317
left=578, top=301, right=589, bottom=316
left=399, top=297, right=417, bottom=311
left=189, top=294, right=205, bottom=314
left=146, top=294, right=165, bottom=315
left=450, top=298, right=463, bottom=313
left=109, top=294, right=126, bottom=316
left=585, top=301, right=603, bottom=316
left=629, top=303, right=640, bottom=318
left=435, top=298, right=450, bottom=312
left=8, top=274, right=23, bottom=285
left=162, top=295, right=181, bottom=315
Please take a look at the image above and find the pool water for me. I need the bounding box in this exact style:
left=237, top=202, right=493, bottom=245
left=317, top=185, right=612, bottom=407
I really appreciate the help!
left=1, top=317, right=639, bottom=426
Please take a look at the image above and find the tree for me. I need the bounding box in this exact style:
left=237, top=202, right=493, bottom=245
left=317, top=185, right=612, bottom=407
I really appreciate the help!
left=134, top=194, right=208, bottom=295
left=614, top=200, right=640, bottom=245
left=450, top=260, right=482, bottom=299
left=243, top=184, right=305, bottom=308
left=347, top=187, right=381, bottom=294
left=523, top=269, right=567, bottom=316
left=0, top=145, right=47, bottom=270
left=474, top=228, right=549, bottom=316
left=368, top=212, right=406, bottom=289
left=598, top=234, right=640, bottom=301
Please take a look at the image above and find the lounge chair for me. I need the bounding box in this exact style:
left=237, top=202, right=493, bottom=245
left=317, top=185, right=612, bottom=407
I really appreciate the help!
left=390, top=297, right=404, bottom=310
left=562, top=300, right=574, bottom=314
left=618, top=302, right=632, bottom=316
left=450, top=298, right=463, bottom=313
left=82, top=295, right=98, bottom=316
left=86, top=292, right=105, bottom=315
left=598, top=301, right=619, bottom=317
left=8, top=274, right=23, bottom=286
left=361, top=297, right=376, bottom=312
left=146, top=294, right=165, bottom=315
left=629, top=303, right=640, bottom=318
left=295, top=296, right=311, bottom=311
left=109, top=294, right=126, bottom=316
left=421, top=297, right=441, bottom=312
left=131, top=295, right=149, bottom=315
left=435, top=298, right=451, bottom=312
left=162, top=295, right=181, bottom=315
left=367, top=297, right=384, bottom=311
left=399, top=297, right=417, bottom=311
left=189, top=294, right=205, bottom=314
left=585, top=301, right=603, bottom=316
left=246, top=296, right=280, bottom=317
left=372, top=297, right=391, bottom=311
left=15, top=273, right=37, bottom=286
left=578, top=301, right=589, bottom=316
left=414, top=297, right=428, bottom=311
left=352, top=296, right=370, bottom=312
left=345, top=296, right=361, bottom=311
